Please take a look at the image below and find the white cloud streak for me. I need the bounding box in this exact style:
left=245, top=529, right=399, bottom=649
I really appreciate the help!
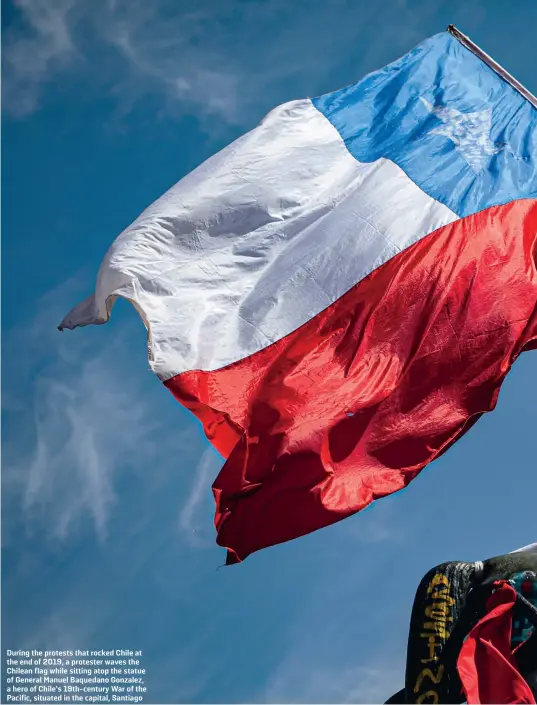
left=258, top=497, right=405, bottom=704
left=2, top=276, right=205, bottom=546
left=3, top=0, right=453, bottom=124
left=262, top=600, right=405, bottom=704
left=3, top=0, right=78, bottom=116
left=265, top=660, right=403, bottom=704
left=178, top=447, right=222, bottom=549
left=3, top=287, right=406, bottom=698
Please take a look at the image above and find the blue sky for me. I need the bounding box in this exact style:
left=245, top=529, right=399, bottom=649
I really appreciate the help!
left=2, top=0, right=536, bottom=702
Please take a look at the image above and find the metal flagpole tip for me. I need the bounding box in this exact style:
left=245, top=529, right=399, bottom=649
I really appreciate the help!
left=445, top=23, right=537, bottom=108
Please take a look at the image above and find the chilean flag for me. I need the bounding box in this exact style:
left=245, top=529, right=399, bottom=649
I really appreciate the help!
left=60, top=28, right=537, bottom=564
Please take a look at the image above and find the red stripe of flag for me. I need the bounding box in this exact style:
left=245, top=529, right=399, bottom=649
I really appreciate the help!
left=166, top=198, right=537, bottom=563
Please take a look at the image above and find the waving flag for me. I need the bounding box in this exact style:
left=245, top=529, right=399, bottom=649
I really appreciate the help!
left=60, top=27, right=537, bottom=563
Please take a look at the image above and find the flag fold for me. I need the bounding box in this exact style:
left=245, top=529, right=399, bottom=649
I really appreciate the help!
left=60, top=30, right=537, bottom=562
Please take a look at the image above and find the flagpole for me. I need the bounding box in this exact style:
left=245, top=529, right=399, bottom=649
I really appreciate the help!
left=447, top=24, right=537, bottom=109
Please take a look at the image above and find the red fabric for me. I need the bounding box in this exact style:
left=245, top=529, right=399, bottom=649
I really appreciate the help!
left=165, top=199, right=537, bottom=562
left=457, top=583, right=536, bottom=704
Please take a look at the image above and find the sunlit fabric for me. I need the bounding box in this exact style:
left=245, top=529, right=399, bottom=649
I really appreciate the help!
left=60, top=29, right=537, bottom=562
left=167, top=200, right=537, bottom=562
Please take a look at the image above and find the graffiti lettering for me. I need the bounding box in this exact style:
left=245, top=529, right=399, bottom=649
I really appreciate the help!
left=413, top=572, right=456, bottom=701
left=414, top=665, right=444, bottom=693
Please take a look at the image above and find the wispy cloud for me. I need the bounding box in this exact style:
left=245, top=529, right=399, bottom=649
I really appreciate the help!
left=341, top=497, right=409, bottom=546
left=262, top=602, right=405, bottom=704
left=3, top=0, right=242, bottom=120
left=179, top=447, right=222, bottom=549
left=3, top=0, right=78, bottom=116
left=3, top=0, right=443, bottom=124
left=2, top=275, right=222, bottom=701
left=265, top=660, right=403, bottom=704
left=99, top=1, right=244, bottom=125
left=258, top=498, right=405, bottom=704
left=2, top=275, right=202, bottom=546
